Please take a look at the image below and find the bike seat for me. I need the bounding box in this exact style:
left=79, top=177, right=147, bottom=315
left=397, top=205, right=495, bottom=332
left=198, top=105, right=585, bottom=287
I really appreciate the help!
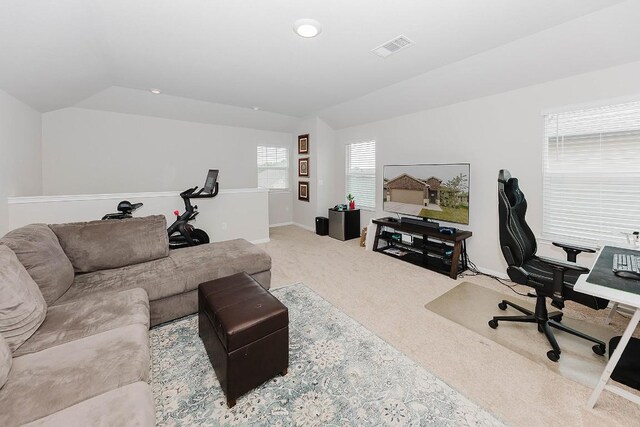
left=117, top=201, right=143, bottom=213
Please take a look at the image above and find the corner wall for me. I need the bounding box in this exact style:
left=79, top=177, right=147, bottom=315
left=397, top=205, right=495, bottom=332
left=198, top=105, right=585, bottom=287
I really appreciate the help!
left=334, top=60, right=640, bottom=274
left=0, top=90, right=42, bottom=235
left=291, top=116, right=340, bottom=230
left=292, top=117, right=318, bottom=230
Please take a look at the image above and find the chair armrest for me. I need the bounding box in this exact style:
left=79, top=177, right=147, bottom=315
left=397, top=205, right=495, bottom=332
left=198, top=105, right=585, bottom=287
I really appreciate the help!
left=551, top=241, right=596, bottom=253
left=536, top=255, right=590, bottom=273
left=552, top=241, right=596, bottom=262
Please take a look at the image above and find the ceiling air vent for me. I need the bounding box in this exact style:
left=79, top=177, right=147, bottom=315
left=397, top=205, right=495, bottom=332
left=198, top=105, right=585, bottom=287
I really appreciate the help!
left=371, top=35, right=415, bottom=58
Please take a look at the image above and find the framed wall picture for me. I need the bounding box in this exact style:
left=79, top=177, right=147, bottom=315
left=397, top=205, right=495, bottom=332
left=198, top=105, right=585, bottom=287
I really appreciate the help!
left=298, top=134, right=309, bottom=154
left=298, top=181, right=309, bottom=202
left=298, top=157, right=309, bottom=177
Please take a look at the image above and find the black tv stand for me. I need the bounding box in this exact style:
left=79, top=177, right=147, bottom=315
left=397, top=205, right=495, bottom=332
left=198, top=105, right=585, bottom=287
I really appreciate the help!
left=372, top=217, right=472, bottom=279
left=400, top=217, right=439, bottom=229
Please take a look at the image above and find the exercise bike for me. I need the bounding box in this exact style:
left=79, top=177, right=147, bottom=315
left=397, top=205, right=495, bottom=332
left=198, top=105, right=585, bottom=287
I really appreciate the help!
left=167, top=169, right=219, bottom=249
left=102, top=200, right=144, bottom=220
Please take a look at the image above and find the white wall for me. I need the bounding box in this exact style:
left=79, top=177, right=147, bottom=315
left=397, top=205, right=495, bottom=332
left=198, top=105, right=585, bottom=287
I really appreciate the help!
left=316, top=118, right=340, bottom=216
left=8, top=188, right=269, bottom=244
left=0, top=90, right=42, bottom=235
left=334, top=60, right=640, bottom=274
left=41, top=107, right=293, bottom=225
left=268, top=191, right=293, bottom=226
left=42, top=107, right=291, bottom=194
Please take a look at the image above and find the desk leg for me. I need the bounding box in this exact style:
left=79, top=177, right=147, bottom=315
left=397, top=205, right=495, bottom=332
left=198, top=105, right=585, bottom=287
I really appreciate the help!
left=587, top=308, right=640, bottom=409
left=449, top=242, right=462, bottom=279
left=604, top=302, right=619, bottom=325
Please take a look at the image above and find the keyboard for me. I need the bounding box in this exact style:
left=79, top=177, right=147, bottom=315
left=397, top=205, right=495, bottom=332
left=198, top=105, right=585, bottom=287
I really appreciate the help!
left=613, top=253, right=640, bottom=274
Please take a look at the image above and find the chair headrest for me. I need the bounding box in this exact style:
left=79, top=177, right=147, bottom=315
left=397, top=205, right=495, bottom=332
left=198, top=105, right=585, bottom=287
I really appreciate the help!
left=498, top=169, right=512, bottom=184
left=504, top=177, right=523, bottom=207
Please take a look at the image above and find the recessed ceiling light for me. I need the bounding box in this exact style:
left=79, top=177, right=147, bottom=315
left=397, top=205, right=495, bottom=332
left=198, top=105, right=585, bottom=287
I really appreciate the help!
left=251, top=106, right=261, bottom=111
left=149, top=88, right=162, bottom=94
left=293, top=19, right=321, bottom=38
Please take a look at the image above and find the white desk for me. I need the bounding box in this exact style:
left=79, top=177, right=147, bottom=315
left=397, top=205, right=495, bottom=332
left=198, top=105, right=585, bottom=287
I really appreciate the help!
left=574, top=245, right=640, bottom=408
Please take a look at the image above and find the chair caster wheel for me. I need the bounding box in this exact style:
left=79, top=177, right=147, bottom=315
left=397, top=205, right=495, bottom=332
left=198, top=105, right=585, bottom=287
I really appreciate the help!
left=593, top=344, right=606, bottom=356
left=538, top=325, right=544, bottom=333
left=498, top=302, right=507, bottom=310
left=488, top=320, right=498, bottom=329
left=547, top=350, right=560, bottom=362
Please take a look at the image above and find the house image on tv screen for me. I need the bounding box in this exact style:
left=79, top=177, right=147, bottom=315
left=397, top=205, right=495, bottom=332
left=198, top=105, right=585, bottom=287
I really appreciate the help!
left=383, top=165, right=469, bottom=224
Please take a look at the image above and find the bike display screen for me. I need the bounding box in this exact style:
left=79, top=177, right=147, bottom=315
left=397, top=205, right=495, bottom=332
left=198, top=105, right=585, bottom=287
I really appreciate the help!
left=203, top=169, right=219, bottom=194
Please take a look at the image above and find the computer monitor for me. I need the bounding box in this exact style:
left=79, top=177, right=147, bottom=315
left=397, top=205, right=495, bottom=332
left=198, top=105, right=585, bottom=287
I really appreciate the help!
left=203, top=169, right=219, bottom=194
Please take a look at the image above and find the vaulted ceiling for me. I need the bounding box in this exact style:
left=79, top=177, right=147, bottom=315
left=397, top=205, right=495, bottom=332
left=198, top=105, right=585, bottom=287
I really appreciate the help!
left=2, top=0, right=639, bottom=130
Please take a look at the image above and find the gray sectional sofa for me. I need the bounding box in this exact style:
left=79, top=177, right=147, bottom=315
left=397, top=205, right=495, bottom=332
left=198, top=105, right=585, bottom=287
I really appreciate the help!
left=0, top=215, right=271, bottom=426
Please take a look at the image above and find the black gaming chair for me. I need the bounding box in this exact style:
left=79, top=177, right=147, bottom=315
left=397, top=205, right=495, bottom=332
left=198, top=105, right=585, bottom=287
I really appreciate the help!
left=489, top=169, right=609, bottom=362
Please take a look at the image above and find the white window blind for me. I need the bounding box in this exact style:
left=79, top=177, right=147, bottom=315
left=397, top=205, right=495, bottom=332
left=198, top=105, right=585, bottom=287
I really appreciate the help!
left=346, top=141, right=376, bottom=210
left=257, top=146, right=289, bottom=190
left=543, top=100, right=640, bottom=245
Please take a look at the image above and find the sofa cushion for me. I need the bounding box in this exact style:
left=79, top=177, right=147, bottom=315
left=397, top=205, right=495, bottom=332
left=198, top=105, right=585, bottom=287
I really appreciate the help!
left=23, top=382, right=155, bottom=427
left=50, top=215, right=169, bottom=273
left=0, top=245, right=47, bottom=353
left=0, top=334, right=10, bottom=389
left=0, top=323, right=150, bottom=426
left=60, top=256, right=182, bottom=303
left=170, top=238, right=272, bottom=293
left=57, top=238, right=271, bottom=304
left=15, top=288, right=150, bottom=356
left=0, top=224, right=74, bottom=305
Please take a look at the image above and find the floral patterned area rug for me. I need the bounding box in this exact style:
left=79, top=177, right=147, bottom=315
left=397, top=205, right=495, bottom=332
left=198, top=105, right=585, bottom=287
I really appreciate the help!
left=150, top=283, right=505, bottom=426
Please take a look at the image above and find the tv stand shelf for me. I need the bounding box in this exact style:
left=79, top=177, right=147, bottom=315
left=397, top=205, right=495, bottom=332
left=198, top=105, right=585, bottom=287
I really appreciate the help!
left=372, top=217, right=472, bottom=279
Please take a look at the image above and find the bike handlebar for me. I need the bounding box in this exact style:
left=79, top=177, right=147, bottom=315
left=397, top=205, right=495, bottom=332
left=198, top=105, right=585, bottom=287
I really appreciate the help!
left=180, top=186, right=198, bottom=197
left=183, top=182, right=219, bottom=199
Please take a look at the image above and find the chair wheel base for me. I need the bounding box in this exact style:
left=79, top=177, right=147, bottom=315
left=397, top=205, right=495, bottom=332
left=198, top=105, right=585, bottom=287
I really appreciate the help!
left=592, top=344, right=606, bottom=356
left=498, top=302, right=507, bottom=310
left=488, top=319, right=498, bottom=329
left=547, top=350, right=560, bottom=362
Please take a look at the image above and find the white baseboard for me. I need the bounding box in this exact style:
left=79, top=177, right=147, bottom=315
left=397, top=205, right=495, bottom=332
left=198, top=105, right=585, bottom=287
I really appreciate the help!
left=251, top=238, right=270, bottom=244
left=293, top=222, right=315, bottom=232
left=269, top=222, right=293, bottom=228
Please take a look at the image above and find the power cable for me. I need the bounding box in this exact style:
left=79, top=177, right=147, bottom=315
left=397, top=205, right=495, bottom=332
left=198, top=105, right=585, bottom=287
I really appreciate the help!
left=459, top=259, right=534, bottom=298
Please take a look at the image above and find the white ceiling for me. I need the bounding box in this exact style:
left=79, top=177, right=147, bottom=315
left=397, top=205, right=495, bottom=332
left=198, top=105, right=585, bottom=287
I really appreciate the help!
left=1, top=0, right=637, bottom=130
left=75, top=87, right=300, bottom=133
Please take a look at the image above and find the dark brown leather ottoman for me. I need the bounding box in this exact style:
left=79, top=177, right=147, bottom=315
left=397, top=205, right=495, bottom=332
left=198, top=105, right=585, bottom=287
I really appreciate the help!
left=198, top=272, right=288, bottom=407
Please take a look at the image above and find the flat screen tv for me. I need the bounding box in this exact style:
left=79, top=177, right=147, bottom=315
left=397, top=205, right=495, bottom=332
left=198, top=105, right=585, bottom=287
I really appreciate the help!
left=383, top=163, right=470, bottom=225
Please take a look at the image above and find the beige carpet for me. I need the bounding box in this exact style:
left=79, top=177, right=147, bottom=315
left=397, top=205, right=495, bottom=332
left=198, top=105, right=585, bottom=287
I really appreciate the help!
left=260, top=225, right=640, bottom=426
left=425, top=282, right=616, bottom=388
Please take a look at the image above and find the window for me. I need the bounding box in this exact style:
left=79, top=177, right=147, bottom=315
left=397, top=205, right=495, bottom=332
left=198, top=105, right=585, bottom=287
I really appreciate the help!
left=257, top=146, right=289, bottom=190
left=543, top=100, right=640, bottom=244
left=346, top=141, right=376, bottom=210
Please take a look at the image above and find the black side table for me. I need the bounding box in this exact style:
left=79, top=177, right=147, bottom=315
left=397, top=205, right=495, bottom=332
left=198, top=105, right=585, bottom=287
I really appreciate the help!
left=328, top=208, right=360, bottom=241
